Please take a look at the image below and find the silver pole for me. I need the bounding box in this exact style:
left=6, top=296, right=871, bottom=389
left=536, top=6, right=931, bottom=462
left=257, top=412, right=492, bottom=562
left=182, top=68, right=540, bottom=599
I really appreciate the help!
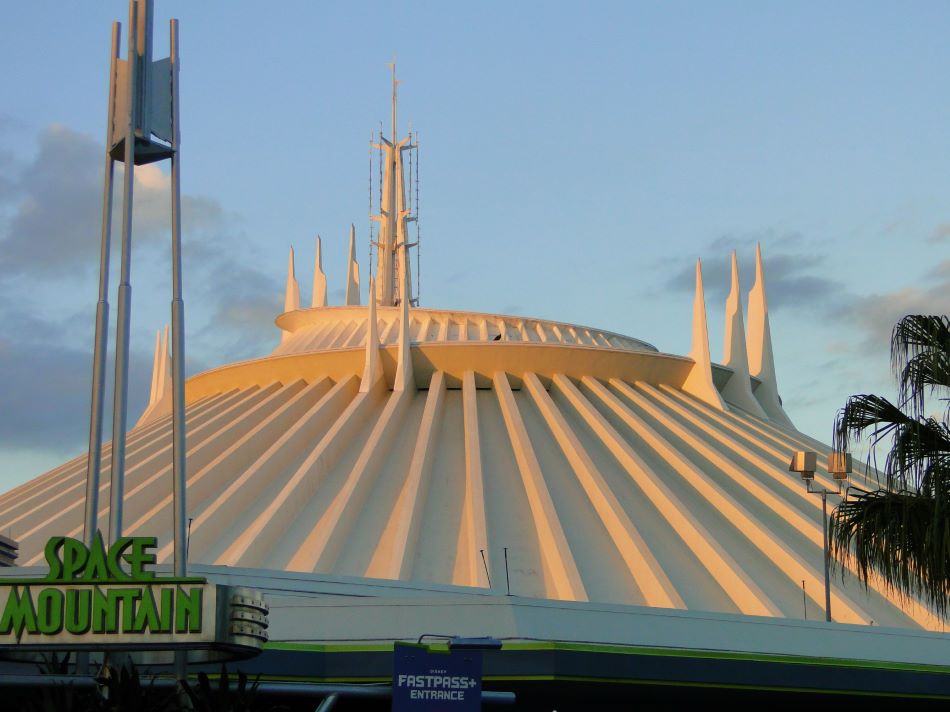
left=822, top=490, right=832, bottom=622
left=79, top=20, right=123, bottom=680
left=108, top=0, right=139, bottom=543
left=84, top=21, right=121, bottom=548
left=169, top=17, right=188, bottom=684
left=169, top=17, right=186, bottom=582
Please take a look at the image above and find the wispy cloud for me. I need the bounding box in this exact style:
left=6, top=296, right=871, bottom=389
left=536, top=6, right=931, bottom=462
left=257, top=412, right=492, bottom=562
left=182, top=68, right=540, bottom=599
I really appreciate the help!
left=0, top=125, right=284, bottom=471
left=0, top=125, right=224, bottom=278
left=708, top=229, right=806, bottom=252
left=0, top=303, right=151, bottom=453
left=193, top=251, right=282, bottom=362
left=833, top=261, right=950, bottom=349
left=929, top=224, right=950, bottom=243
left=663, top=233, right=844, bottom=309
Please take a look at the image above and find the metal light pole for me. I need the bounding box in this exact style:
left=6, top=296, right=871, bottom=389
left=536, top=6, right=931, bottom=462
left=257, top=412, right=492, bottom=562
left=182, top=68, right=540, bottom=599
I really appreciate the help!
left=82, top=0, right=188, bottom=681
left=82, top=21, right=121, bottom=551
left=790, top=451, right=852, bottom=622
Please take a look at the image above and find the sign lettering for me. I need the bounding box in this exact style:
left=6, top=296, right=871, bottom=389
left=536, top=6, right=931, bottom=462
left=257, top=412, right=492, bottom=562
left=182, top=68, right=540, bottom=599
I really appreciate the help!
left=0, top=534, right=212, bottom=648
left=392, top=643, right=482, bottom=711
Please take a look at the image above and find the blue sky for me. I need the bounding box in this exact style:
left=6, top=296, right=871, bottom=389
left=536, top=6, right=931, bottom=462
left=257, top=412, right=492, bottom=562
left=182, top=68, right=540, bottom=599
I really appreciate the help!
left=1, top=1, right=948, bottom=491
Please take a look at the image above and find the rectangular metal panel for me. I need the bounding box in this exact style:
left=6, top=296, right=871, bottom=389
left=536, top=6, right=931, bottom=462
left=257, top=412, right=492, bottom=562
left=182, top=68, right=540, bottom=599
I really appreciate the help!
left=149, top=58, right=172, bottom=143
left=110, top=59, right=129, bottom=150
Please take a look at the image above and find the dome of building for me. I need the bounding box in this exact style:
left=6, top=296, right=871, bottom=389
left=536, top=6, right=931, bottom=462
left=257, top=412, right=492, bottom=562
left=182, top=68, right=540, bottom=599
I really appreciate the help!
left=0, top=231, right=940, bottom=631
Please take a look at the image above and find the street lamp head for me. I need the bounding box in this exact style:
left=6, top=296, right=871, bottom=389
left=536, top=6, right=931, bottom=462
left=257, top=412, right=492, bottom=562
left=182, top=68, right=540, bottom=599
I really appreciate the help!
left=789, top=451, right=817, bottom=480
left=828, top=451, right=852, bottom=481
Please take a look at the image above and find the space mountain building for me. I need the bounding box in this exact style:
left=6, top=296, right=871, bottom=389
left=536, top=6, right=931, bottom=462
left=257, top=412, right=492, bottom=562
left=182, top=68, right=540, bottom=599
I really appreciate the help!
left=4, top=78, right=950, bottom=708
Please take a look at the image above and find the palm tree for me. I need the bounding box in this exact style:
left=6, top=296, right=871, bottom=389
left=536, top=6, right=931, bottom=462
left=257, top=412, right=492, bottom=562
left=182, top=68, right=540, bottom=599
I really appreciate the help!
left=830, top=314, right=950, bottom=616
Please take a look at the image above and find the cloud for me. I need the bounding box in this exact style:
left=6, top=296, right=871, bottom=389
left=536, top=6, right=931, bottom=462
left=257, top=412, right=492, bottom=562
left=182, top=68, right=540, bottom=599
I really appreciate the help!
left=834, top=261, right=950, bottom=349
left=927, top=259, right=950, bottom=281
left=929, top=224, right=950, bottom=243
left=708, top=229, right=805, bottom=252
left=664, top=243, right=843, bottom=309
left=0, top=149, right=18, bottom=198
left=0, top=124, right=285, bottom=473
left=0, top=126, right=102, bottom=275
left=194, top=253, right=283, bottom=362
left=834, top=259, right=950, bottom=349
left=0, top=125, right=224, bottom=278
left=0, top=113, right=21, bottom=130
left=0, top=307, right=150, bottom=453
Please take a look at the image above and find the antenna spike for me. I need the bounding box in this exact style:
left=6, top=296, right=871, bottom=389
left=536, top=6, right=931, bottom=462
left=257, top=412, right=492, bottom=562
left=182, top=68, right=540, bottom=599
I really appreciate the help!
left=721, top=250, right=767, bottom=417
left=284, top=246, right=300, bottom=313
left=681, top=258, right=725, bottom=410
left=360, top=276, right=383, bottom=392
left=394, top=242, right=413, bottom=391
left=345, top=224, right=361, bottom=305
left=391, top=61, right=398, bottom=144
left=148, top=329, right=161, bottom=404
left=135, top=323, right=172, bottom=428
left=281, top=247, right=300, bottom=345
left=159, top=324, right=170, bottom=397
left=746, top=244, right=795, bottom=427
left=372, top=67, right=416, bottom=307
left=312, top=235, right=327, bottom=308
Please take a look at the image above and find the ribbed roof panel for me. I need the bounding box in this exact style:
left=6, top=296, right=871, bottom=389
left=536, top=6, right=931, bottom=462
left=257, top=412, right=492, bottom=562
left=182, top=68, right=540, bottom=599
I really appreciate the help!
left=0, top=360, right=937, bottom=631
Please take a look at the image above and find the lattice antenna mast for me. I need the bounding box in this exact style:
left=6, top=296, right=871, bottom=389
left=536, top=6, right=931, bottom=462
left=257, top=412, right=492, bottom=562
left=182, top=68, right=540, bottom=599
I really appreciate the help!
left=413, top=130, right=420, bottom=305
left=368, top=131, right=375, bottom=280
left=370, top=64, right=418, bottom=306
left=407, top=126, right=420, bottom=305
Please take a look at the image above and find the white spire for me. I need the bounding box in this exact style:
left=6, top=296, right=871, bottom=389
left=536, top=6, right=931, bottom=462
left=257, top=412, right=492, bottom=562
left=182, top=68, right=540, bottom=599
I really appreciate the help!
left=746, top=243, right=795, bottom=428
left=681, top=259, right=725, bottom=410
left=360, top=276, right=383, bottom=392
left=284, top=246, right=300, bottom=313
left=157, top=324, right=169, bottom=398
left=721, top=251, right=767, bottom=418
left=370, top=65, right=414, bottom=307
left=282, top=247, right=301, bottom=345
left=345, top=224, right=361, bottom=306
left=393, top=244, right=413, bottom=392
left=148, top=329, right=161, bottom=404
left=136, top=324, right=172, bottom=427
left=311, top=235, right=327, bottom=308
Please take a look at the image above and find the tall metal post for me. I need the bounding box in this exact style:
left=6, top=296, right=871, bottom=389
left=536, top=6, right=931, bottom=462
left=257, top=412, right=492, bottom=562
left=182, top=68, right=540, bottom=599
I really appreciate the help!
left=83, top=21, right=121, bottom=547
left=82, top=0, right=185, bottom=677
left=822, top=490, right=831, bottom=623
left=169, top=17, right=187, bottom=586
left=169, top=18, right=189, bottom=684
left=108, top=0, right=140, bottom=544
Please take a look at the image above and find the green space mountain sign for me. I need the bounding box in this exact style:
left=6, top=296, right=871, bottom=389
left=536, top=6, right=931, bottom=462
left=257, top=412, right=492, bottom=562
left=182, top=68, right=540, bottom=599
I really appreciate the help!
left=0, top=535, right=268, bottom=660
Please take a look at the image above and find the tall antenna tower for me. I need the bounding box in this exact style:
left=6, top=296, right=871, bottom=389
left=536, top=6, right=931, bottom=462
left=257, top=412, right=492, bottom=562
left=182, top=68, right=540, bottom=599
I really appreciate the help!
left=370, top=64, right=420, bottom=306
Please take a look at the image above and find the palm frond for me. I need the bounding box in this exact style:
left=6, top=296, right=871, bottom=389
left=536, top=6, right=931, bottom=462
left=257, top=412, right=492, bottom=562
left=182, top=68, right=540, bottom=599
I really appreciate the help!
left=885, top=416, right=950, bottom=493
left=833, top=394, right=911, bottom=461
left=831, top=314, right=950, bottom=620
left=892, top=315, right=950, bottom=417
left=831, top=489, right=950, bottom=617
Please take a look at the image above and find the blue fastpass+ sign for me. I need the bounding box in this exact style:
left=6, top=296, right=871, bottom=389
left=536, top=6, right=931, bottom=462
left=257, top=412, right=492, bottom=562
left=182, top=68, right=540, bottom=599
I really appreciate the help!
left=392, top=643, right=482, bottom=711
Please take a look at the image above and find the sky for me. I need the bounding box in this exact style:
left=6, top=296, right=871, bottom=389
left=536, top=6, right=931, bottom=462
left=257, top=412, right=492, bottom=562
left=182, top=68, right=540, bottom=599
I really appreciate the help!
left=0, top=1, right=948, bottom=492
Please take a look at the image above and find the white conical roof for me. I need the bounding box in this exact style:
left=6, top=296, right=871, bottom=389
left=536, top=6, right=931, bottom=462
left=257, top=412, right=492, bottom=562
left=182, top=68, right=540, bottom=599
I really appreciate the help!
left=0, top=273, right=940, bottom=631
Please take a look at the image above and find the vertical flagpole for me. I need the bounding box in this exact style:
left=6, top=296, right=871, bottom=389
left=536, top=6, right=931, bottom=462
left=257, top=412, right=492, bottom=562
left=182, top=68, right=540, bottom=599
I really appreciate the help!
left=169, top=17, right=189, bottom=683
left=108, top=0, right=140, bottom=543
left=169, top=18, right=187, bottom=582
left=84, top=21, right=121, bottom=547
